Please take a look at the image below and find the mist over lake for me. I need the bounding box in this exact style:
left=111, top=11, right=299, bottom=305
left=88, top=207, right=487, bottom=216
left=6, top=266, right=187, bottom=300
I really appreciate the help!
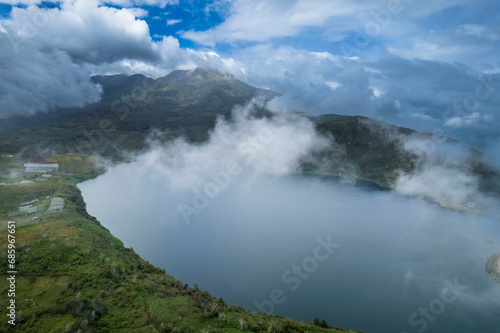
left=79, top=163, right=500, bottom=333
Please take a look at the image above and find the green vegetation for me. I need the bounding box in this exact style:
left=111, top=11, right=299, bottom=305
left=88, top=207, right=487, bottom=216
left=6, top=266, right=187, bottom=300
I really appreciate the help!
left=485, top=253, right=500, bottom=284
left=312, top=115, right=416, bottom=188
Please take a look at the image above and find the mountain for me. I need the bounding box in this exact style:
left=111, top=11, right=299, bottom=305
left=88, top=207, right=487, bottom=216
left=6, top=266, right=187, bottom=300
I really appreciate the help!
left=0, top=68, right=277, bottom=156
left=311, top=114, right=500, bottom=201
left=0, top=68, right=498, bottom=193
left=311, top=114, right=416, bottom=186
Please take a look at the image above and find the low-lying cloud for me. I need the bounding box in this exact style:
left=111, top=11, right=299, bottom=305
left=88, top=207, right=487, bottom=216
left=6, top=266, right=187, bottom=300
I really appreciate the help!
left=133, top=100, right=330, bottom=191
left=396, top=165, right=479, bottom=205
left=394, top=133, right=500, bottom=214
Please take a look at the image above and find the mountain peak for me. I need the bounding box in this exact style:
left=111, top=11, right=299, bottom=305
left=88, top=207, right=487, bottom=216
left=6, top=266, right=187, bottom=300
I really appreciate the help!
left=156, top=68, right=234, bottom=85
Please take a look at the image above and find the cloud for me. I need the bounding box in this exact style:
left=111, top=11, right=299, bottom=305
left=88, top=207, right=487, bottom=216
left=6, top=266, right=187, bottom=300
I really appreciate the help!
left=363, top=57, right=500, bottom=142
left=386, top=20, right=500, bottom=67
left=219, top=45, right=378, bottom=116
left=199, top=46, right=499, bottom=147
left=0, top=0, right=256, bottom=116
left=180, top=0, right=475, bottom=46
left=396, top=165, right=479, bottom=207
left=137, top=99, right=329, bottom=190
left=484, top=137, right=500, bottom=169
left=0, top=0, right=191, bottom=116
left=0, top=30, right=102, bottom=117
left=104, top=0, right=179, bottom=7
left=394, top=134, right=499, bottom=213
left=444, top=112, right=494, bottom=129
left=456, top=24, right=499, bottom=41
left=0, top=0, right=179, bottom=6
left=166, top=18, right=181, bottom=26
left=6, top=1, right=159, bottom=64
left=144, top=42, right=499, bottom=151
left=181, top=0, right=376, bottom=46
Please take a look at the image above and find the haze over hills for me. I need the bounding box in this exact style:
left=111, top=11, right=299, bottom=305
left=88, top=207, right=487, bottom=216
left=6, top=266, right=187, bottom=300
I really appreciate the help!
left=0, top=68, right=498, bottom=211
left=0, top=68, right=276, bottom=153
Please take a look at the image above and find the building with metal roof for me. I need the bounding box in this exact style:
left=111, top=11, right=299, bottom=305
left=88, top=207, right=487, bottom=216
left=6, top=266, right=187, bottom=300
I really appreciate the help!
left=24, top=163, right=59, bottom=173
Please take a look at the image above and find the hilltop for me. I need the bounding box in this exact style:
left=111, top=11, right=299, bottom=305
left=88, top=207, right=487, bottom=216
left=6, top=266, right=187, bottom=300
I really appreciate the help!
left=0, top=68, right=277, bottom=155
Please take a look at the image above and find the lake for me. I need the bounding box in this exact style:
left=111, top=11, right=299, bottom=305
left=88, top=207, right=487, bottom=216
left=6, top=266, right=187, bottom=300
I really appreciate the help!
left=78, top=163, right=500, bottom=333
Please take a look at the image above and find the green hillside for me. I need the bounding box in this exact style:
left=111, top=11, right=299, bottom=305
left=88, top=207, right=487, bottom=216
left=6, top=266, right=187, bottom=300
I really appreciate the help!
left=310, top=115, right=416, bottom=187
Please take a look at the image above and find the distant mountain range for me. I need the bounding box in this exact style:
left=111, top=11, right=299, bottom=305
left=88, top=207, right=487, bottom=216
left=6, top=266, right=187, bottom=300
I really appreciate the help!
left=0, top=68, right=276, bottom=153
left=0, top=68, right=498, bottom=194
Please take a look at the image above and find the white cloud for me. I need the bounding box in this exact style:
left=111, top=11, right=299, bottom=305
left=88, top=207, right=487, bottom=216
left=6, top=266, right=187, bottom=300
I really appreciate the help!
left=326, top=81, right=342, bottom=90
left=219, top=44, right=377, bottom=115
left=182, top=0, right=376, bottom=46
left=386, top=22, right=500, bottom=68
left=166, top=18, right=181, bottom=26
left=180, top=0, right=476, bottom=46
left=393, top=134, right=498, bottom=212
left=396, top=165, right=479, bottom=206
left=0, top=0, right=179, bottom=6
left=138, top=100, right=329, bottom=190
left=444, top=112, right=494, bottom=129
left=7, top=1, right=158, bottom=64
left=371, top=87, right=383, bottom=97
left=105, top=0, right=178, bottom=7
left=455, top=24, right=499, bottom=41
left=0, top=0, right=188, bottom=116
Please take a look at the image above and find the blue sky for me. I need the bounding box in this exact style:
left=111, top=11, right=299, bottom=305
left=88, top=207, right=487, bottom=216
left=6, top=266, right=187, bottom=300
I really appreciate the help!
left=0, top=0, right=499, bottom=154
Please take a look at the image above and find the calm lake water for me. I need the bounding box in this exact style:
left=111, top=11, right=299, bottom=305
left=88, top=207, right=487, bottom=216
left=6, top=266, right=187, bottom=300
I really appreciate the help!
left=78, top=164, right=500, bottom=333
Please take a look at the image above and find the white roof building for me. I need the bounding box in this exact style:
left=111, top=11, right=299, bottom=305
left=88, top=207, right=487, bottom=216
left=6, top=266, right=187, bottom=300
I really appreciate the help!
left=19, top=205, right=37, bottom=214
left=24, top=163, right=59, bottom=173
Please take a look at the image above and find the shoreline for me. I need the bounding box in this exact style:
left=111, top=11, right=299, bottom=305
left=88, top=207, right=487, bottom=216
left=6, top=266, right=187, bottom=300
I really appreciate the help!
left=485, top=253, right=500, bottom=284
